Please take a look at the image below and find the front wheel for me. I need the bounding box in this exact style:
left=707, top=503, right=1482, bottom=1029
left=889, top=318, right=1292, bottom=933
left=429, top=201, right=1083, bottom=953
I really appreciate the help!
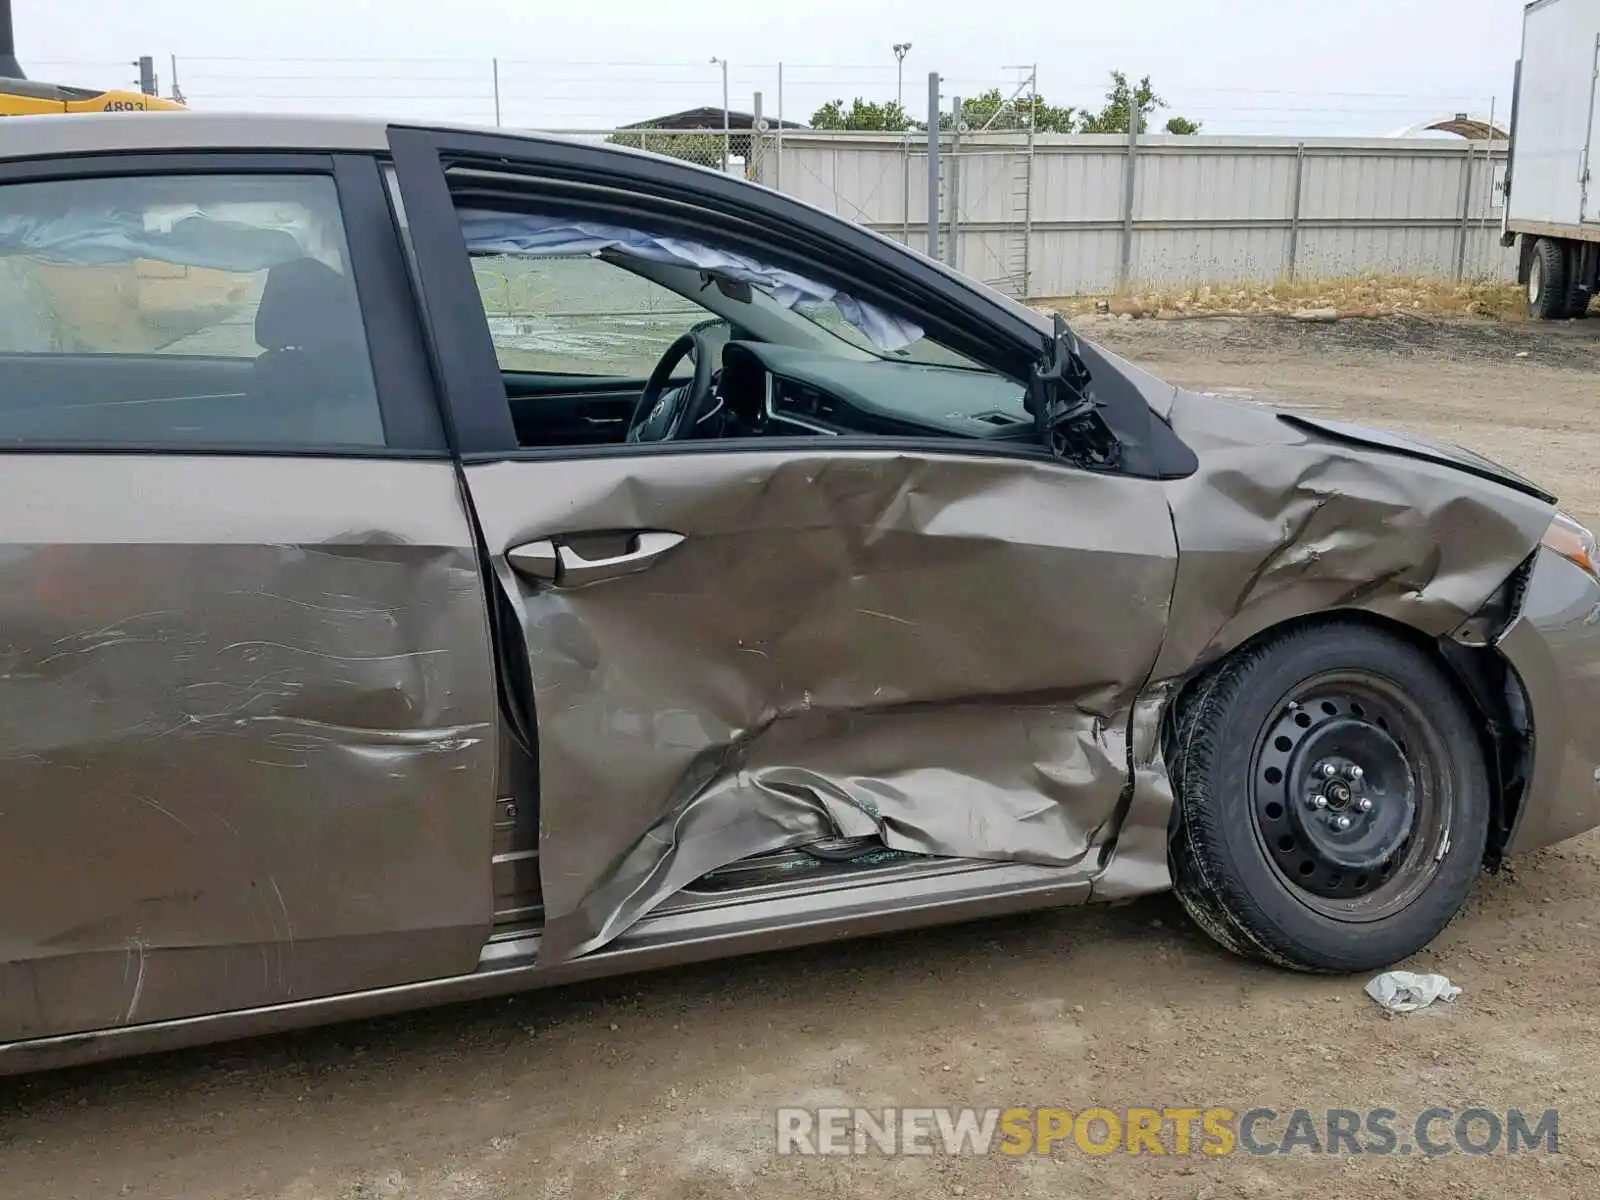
left=1169, top=621, right=1490, bottom=973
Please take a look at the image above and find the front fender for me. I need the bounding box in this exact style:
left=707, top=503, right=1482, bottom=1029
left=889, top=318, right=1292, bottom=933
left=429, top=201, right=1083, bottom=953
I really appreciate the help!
left=1153, top=390, right=1555, bottom=678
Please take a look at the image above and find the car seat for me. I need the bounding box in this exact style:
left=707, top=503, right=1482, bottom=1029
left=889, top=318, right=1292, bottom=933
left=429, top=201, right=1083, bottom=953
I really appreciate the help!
left=250, top=256, right=385, bottom=445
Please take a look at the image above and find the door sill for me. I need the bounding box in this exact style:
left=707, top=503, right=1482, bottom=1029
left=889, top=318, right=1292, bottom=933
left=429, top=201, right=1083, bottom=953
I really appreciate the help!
left=0, top=859, right=1095, bottom=1076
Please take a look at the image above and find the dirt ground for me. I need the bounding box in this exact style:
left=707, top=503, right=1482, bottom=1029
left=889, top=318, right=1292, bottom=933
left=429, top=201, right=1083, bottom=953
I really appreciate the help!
left=3, top=314, right=1598, bottom=1200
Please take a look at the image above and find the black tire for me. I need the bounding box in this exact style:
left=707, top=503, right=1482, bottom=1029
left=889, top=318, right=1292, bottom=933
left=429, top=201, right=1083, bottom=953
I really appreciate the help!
left=1169, top=620, right=1490, bottom=974
left=1528, top=238, right=1569, bottom=320
left=1559, top=243, right=1592, bottom=319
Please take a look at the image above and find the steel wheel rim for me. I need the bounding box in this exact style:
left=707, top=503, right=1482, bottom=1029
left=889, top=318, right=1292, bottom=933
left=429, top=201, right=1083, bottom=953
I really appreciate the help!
left=1248, top=670, right=1454, bottom=923
left=1530, top=258, right=1544, bottom=306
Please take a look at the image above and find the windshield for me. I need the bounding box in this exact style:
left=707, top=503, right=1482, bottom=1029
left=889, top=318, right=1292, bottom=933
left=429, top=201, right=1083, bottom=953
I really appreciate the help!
left=782, top=301, right=990, bottom=370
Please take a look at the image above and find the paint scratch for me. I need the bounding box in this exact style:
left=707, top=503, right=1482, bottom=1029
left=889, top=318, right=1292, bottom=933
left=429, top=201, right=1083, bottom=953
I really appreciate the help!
left=123, top=938, right=148, bottom=1025
left=855, top=608, right=913, bottom=626
left=132, top=793, right=195, bottom=836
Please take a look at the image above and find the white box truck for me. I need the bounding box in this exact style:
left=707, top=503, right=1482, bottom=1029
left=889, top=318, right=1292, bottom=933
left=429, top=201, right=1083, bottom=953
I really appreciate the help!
left=1503, top=0, right=1600, bottom=318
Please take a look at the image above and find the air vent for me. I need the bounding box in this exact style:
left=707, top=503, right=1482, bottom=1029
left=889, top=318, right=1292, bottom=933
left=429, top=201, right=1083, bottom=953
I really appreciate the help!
left=783, top=383, right=838, bottom=420
left=972, top=411, right=1024, bottom=426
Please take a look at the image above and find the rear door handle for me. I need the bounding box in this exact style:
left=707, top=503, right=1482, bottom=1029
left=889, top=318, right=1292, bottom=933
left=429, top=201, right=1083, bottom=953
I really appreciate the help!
left=508, top=531, right=685, bottom=588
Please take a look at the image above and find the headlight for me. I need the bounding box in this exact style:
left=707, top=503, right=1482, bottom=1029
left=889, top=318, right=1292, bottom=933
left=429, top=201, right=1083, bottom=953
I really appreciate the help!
left=1543, top=511, right=1599, bottom=580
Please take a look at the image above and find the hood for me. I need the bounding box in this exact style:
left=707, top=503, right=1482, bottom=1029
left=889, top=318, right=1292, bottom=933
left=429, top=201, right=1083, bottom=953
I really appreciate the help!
left=1273, top=412, right=1557, bottom=506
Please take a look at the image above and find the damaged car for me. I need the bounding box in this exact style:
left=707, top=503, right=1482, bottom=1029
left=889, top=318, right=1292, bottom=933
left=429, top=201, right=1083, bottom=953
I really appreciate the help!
left=0, top=112, right=1597, bottom=1074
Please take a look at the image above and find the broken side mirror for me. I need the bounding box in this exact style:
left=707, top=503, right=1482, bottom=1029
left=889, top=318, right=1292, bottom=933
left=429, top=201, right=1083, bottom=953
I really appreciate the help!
left=1030, top=312, right=1121, bottom=471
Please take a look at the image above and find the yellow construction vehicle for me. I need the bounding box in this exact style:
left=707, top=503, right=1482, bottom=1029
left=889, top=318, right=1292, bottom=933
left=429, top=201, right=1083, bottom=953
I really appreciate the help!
left=1, top=79, right=186, bottom=116
left=0, top=1, right=185, bottom=116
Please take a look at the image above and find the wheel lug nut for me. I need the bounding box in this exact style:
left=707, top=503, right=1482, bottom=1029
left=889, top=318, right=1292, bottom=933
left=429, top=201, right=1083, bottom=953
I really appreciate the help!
left=1349, top=765, right=1364, bottom=781
left=1357, top=797, right=1373, bottom=813
left=1335, top=815, right=1353, bottom=831
left=1321, top=763, right=1339, bottom=779
left=1311, top=794, right=1329, bottom=810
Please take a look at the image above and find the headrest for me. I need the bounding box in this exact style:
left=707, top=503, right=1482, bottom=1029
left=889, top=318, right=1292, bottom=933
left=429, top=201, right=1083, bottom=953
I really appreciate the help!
left=254, top=257, right=363, bottom=352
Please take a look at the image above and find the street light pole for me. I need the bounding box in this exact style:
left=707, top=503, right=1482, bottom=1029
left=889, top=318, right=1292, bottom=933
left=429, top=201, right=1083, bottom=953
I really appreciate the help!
left=893, top=42, right=911, bottom=110
left=711, top=56, right=730, bottom=173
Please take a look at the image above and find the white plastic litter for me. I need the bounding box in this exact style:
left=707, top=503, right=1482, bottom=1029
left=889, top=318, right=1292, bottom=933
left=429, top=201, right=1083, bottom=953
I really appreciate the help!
left=1364, top=972, right=1462, bottom=1014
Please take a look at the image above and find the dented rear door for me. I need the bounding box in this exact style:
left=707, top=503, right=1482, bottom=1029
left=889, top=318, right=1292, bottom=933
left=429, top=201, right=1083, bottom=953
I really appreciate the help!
left=0, top=154, right=498, bottom=1042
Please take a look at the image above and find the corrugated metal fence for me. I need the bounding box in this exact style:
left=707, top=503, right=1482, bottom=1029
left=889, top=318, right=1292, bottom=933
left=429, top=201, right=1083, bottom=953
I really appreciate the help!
left=754, top=132, right=1512, bottom=299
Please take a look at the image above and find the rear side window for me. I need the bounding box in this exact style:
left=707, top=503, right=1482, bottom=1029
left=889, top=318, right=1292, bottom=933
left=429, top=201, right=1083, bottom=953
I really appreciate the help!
left=0, top=173, right=385, bottom=448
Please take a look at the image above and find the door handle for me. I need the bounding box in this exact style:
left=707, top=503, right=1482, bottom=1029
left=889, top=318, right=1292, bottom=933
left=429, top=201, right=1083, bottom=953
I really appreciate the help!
left=507, top=531, right=685, bottom=588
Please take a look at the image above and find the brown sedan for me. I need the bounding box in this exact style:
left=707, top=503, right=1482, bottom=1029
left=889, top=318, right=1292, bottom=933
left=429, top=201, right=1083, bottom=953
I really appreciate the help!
left=0, top=112, right=1596, bottom=1075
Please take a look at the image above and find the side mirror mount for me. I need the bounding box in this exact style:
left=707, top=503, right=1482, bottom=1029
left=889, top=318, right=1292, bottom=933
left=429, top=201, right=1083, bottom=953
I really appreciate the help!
left=1029, top=311, right=1122, bottom=471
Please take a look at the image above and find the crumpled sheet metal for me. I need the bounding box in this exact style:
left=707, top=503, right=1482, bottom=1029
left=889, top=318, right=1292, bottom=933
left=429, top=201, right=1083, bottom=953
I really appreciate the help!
left=468, top=450, right=1179, bottom=963
left=0, top=458, right=498, bottom=1042
left=480, top=384, right=1556, bottom=966
left=1151, top=390, right=1555, bottom=680
left=1088, top=387, right=1555, bottom=895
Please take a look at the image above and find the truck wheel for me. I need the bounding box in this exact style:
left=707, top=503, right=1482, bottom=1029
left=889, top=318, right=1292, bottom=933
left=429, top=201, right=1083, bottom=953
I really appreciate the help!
left=1558, top=243, right=1592, bottom=318
left=1528, top=238, right=1569, bottom=320
left=1169, top=620, right=1490, bottom=974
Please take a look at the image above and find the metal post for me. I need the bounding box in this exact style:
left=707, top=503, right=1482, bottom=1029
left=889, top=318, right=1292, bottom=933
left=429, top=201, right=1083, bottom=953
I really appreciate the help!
left=492, top=58, right=502, bottom=126
left=712, top=57, right=731, bottom=174
left=169, top=54, right=185, bottom=103
left=902, top=131, right=912, bottom=244
left=776, top=62, right=784, bottom=191
left=926, top=72, right=942, bottom=262
left=751, top=90, right=763, bottom=182
left=1455, top=140, right=1474, bottom=279
left=948, top=95, right=962, bottom=270
left=136, top=55, right=157, bottom=97
left=1119, top=113, right=1140, bottom=290
left=1020, top=62, right=1037, bottom=298
left=1287, top=142, right=1306, bottom=280
left=893, top=39, right=912, bottom=244
left=1478, top=95, right=1498, bottom=271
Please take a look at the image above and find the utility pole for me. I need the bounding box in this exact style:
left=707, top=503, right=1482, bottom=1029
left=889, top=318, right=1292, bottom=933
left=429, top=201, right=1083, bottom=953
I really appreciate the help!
left=927, top=71, right=942, bottom=262
left=0, top=0, right=24, bottom=78
left=169, top=53, right=185, bottom=103
left=711, top=56, right=730, bottom=173
left=893, top=42, right=911, bottom=109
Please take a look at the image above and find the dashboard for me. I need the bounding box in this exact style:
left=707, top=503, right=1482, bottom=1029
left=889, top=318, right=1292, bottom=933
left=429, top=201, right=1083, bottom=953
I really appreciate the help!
left=718, top=340, right=1036, bottom=442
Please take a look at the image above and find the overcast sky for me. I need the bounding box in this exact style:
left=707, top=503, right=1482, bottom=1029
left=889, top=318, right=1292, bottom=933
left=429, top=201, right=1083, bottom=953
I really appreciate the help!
left=15, top=0, right=1526, bottom=134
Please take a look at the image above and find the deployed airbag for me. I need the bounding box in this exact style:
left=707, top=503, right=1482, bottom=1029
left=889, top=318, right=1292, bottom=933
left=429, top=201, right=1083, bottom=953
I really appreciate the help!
left=457, top=209, right=924, bottom=353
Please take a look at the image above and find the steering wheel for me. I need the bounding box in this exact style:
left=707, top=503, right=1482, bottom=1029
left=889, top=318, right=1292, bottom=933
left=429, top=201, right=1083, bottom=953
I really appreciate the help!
left=627, top=329, right=718, bottom=443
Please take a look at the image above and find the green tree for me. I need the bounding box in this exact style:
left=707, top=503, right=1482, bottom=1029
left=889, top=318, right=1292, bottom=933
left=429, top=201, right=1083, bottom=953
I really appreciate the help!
left=810, top=97, right=914, bottom=131
left=1078, top=71, right=1163, bottom=133
left=942, top=88, right=1078, bottom=133
left=812, top=73, right=1198, bottom=137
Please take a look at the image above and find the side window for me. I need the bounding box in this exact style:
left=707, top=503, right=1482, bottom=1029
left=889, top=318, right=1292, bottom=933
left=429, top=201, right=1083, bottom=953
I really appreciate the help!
left=0, top=172, right=386, bottom=448
left=448, top=201, right=1030, bottom=452
left=470, top=251, right=710, bottom=378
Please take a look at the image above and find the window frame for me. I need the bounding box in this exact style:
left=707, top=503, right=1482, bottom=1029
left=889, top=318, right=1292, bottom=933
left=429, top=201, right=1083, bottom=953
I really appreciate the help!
left=387, top=126, right=1069, bottom=466
left=0, top=150, right=447, bottom=458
